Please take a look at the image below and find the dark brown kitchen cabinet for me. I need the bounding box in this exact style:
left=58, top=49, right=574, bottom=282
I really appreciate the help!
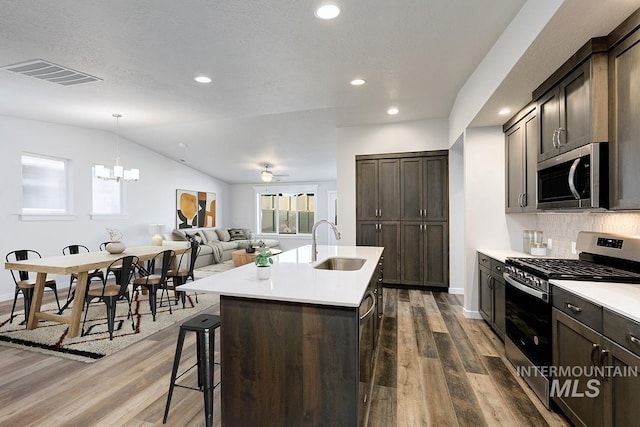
left=552, top=295, right=640, bottom=427
left=533, top=39, right=608, bottom=163
left=357, top=151, right=448, bottom=289
left=504, top=104, right=538, bottom=212
left=553, top=308, right=606, bottom=427
left=400, top=155, right=448, bottom=221
left=357, top=220, right=400, bottom=284
left=608, top=14, right=640, bottom=210
left=401, top=221, right=448, bottom=289
left=219, top=254, right=384, bottom=427
left=477, top=253, right=505, bottom=339
left=356, top=158, right=400, bottom=221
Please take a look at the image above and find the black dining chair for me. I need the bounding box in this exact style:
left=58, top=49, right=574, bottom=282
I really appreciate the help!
left=165, top=242, right=201, bottom=308
left=6, top=249, right=62, bottom=324
left=131, top=249, right=175, bottom=321
left=81, top=255, right=138, bottom=340
left=62, top=244, right=105, bottom=306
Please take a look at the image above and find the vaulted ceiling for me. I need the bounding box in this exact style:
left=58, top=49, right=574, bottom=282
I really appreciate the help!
left=1, top=1, right=638, bottom=183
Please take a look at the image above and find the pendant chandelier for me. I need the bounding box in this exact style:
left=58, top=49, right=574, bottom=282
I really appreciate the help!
left=95, top=113, right=140, bottom=182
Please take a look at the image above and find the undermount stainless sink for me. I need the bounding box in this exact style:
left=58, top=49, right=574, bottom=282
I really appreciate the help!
left=313, top=257, right=366, bottom=271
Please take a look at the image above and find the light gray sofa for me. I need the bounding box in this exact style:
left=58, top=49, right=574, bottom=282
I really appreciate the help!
left=163, top=227, right=280, bottom=269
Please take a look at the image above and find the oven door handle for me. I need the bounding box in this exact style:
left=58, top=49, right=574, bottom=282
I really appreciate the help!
left=568, top=158, right=581, bottom=200
left=504, top=273, right=549, bottom=302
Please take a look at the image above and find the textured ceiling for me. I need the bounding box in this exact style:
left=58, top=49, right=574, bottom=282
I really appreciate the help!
left=0, top=1, right=638, bottom=183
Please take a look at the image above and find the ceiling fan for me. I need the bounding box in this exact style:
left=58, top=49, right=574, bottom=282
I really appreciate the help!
left=260, top=163, right=288, bottom=182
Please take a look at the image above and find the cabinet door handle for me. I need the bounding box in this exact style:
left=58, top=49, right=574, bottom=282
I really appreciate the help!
left=521, top=193, right=526, bottom=207
left=552, top=130, right=558, bottom=148
left=590, top=343, right=601, bottom=366
left=423, top=209, right=427, bottom=217
left=360, top=291, right=376, bottom=321
left=599, top=349, right=610, bottom=379
left=419, top=208, right=423, bottom=216
left=629, top=334, right=640, bottom=346
left=557, top=127, right=566, bottom=146
left=378, top=209, right=382, bottom=217
left=565, top=302, right=582, bottom=313
left=487, top=275, right=493, bottom=288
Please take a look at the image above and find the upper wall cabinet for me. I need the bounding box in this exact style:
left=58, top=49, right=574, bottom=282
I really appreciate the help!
left=533, top=38, right=609, bottom=163
left=400, top=155, right=448, bottom=221
left=608, top=9, right=640, bottom=210
left=356, top=158, right=400, bottom=221
left=504, top=104, right=538, bottom=213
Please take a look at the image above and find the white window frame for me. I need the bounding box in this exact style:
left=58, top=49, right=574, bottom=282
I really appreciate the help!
left=20, top=152, right=74, bottom=220
left=254, top=185, right=318, bottom=236
left=90, top=165, right=128, bottom=220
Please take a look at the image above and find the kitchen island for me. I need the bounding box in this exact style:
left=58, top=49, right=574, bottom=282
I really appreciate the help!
left=181, top=244, right=384, bottom=426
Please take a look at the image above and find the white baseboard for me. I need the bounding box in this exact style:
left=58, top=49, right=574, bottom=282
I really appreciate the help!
left=463, top=308, right=483, bottom=319
left=448, top=286, right=464, bottom=295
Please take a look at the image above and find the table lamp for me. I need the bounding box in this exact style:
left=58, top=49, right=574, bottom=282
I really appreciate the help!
left=150, top=224, right=166, bottom=246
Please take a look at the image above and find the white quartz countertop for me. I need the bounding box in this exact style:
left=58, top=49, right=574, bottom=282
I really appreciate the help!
left=477, top=248, right=533, bottom=263
left=478, top=247, right=640, bottom=323
left=551, top=280, right=640, bottom=323
left=180, top=245, right=384, bottom=307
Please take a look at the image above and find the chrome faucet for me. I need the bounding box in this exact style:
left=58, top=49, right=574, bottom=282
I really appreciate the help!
left=311, top=219, right=341, bottom=262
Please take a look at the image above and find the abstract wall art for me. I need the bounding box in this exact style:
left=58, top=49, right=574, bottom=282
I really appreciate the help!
left=176, top=189, right=216, bottom=229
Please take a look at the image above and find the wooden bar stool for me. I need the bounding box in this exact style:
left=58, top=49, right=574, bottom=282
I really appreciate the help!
left=163, top=313, right=221, bottom=427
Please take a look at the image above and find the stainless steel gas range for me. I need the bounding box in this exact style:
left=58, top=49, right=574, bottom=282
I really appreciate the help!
left=503, top=231, right=640, bottom=408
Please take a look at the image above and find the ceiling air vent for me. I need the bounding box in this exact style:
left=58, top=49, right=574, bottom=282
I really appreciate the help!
left=2, top=59, right=102, bottom=86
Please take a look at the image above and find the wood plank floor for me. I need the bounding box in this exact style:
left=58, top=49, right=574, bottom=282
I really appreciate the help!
left=368, top=288, right=569, bottom=427
left=0, top=288, right=570, bottom=426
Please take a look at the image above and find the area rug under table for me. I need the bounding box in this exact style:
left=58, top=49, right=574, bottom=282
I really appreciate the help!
left=0, top=262, right=234, bottom=363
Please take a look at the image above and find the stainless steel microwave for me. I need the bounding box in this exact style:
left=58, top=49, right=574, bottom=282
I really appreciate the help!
left=537, top=143, right=608, bottom=210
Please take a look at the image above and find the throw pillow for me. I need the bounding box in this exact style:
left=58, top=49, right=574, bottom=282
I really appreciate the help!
left=202, top=229, right=219, bottom=242
left=229, top=228, right=247, bottom=241
left=216, top=228, right=231, bottom=242
left=171, top=229, right=188, bottom=241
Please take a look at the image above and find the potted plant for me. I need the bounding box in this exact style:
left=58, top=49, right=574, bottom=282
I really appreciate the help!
left=105, top=228, right=126, bottom=254
left=255, top=250, right=273, bottom=280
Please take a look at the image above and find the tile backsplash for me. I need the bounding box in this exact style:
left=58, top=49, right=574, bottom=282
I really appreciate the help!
left=534, top=212, right=640, bottom=258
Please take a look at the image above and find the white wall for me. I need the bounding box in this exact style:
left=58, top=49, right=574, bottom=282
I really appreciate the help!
left=448, top=136, right=465, bottom=295
left=0, top=115, right=230, bottom=301
left=229, top=181, right=337, bottom=251
left=448, top=0, right=563, bottom=145
left=336, top=119, right=450, bottom=246
left=462, top=126, right=536, bottom=317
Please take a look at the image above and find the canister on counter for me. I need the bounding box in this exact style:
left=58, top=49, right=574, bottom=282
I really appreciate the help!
left=523, top=230, right=534, bottom=253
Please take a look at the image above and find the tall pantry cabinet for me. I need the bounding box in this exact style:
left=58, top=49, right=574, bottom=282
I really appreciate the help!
left=356, top=151, right=449, bottom=289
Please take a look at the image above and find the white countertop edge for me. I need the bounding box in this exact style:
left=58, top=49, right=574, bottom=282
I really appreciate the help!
left=477, top=248, right=532, bottom=263
left=181, top=244, right=384, bottom=307
left=551, top=279, right=640, bottom=323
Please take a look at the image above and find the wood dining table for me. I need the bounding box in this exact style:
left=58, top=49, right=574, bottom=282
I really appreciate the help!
left=4, top=245, right=189, bottom=338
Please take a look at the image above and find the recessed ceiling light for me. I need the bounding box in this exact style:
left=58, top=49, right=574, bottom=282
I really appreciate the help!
left=387, top=107, right=399, bottom=115
left=315, top=4, right=340, bottom=20
left=350, top=78, right=366, bottom=86
left=499, top=108, right=511, bottom=116
left=194, top=76, right=212, bottom=84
